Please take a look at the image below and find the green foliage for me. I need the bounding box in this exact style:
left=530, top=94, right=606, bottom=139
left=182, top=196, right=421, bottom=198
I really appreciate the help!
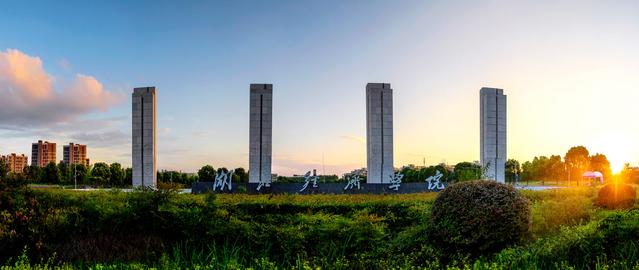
left=56, top=162, right=69, bottom=185
left=453, top=162, right=481, bottom=182
left=0, top=159, right=10, bottom=180
left=109, top=163, right=125, bottom=187
left=0, top=184, right=637, bottom=269
left=400, top=164, right=451, bottom=183
left=90, top=162, right=111, bottom=186
left=430, top=181, right=531, bottom=257
left=233, top=167, right=248, bottom=183
left=25, top=166, right=42, bottom=183
left=157, top=170, right=198, bottom=187
left=596, top=183, right=636, bottom=209
left=525, top=188, right=594, bottom=237
left=197, top=165, right=216, bottom=182
left=505, top=159, right=520, bottom=183
left=42, top=162, right=60, bottom=184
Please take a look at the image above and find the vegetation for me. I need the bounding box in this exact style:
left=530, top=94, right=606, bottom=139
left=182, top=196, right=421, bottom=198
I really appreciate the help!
left=518, top=145, right=613, bottom=185
left=430, top=181, right=531, bottom=257
left=1, top=173, right=638, bottom=269
left=596, top=183, right=636, bottom=209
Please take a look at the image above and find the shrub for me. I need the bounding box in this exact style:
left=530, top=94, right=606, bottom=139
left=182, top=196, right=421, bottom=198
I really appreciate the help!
left=157, top=182, right=184, bottom=191
left=430, top=180, right=531, bottom=257
left=596, top=184, right=636, bottom=209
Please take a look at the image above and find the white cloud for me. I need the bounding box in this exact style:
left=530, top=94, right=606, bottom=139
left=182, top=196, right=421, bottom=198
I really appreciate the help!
left=0, top=48, right=124, bottom=127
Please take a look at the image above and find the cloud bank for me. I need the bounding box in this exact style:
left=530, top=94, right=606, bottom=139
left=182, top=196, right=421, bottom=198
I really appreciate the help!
left=0, top=49, right=123, bottom=127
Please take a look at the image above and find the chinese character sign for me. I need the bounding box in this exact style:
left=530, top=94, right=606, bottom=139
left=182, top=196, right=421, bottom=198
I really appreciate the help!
left=299, top=171, right=319, bottom=192
left=213, top=170, right=234, bottom=191
left=425, top=170, right=445, bottom=190
left=256, top=177, right=271, bottom=191
left=344, top=175, right=361, bottom=190
left=388, top=172, right=403, bottom=191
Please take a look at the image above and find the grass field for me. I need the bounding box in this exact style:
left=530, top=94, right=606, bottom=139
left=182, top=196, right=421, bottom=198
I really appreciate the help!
left=1, top=185, right=638, bottom=269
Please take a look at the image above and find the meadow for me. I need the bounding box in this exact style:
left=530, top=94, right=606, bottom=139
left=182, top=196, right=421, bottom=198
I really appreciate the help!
left=0, top=182, right=638, bottom=269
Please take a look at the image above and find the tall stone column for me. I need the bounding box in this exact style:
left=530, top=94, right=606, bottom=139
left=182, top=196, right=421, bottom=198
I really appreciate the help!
left=249, top=84, right=273, bottom=184
left=366, top=83, right=394, bottom=183
left=480, top=87, right=507, bottom=183
left=132, top=87, right=157, bottom=188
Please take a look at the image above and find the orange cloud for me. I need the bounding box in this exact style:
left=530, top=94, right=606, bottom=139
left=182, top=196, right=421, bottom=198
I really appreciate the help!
left=0, top=49, right=52, bottom=101
left=0, top=49, right=123, bottom=127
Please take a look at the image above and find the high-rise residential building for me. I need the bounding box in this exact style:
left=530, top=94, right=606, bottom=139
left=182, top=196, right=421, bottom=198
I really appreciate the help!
left=31, top=140, right=56, bottom=167
left=366, top=83, right=394, bottom=183
left=132, top=87, right=157, bottom=188
left=1, top=153, right=28, bottom=173
left=249, top=84, right=273, bottom=184
left=480, top=87, right=507, bottom=183
left=63, top=143, right=88, bottom=165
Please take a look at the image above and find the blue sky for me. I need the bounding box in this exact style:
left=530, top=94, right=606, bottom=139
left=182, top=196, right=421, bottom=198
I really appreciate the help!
left=1, top=0, right=638, bottom=175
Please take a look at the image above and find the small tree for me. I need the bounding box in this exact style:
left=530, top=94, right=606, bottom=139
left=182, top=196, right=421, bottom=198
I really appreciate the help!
left=198, top=165, right=216, bottom=182
left=505, top=159, right=521, bottom=184
left=57, top=161, right=70, bottom=184
left=125, top=168, right=133, bottom=186
left=91, top=162, right=111, bottom=186
left=0, top=158, right=8, bottom=180
left=234, top=167, right=248, bottom=183
left=43, top=162, right=61, bottom=184
left=110, top=163, right=125, bottom=187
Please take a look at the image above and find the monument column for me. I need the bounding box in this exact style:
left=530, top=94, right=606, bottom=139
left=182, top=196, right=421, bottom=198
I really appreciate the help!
left=132, top=87, right=157, bottom=188
left=249, top=84, right=273, bottom=184
left=480, top=87, right=507, bottom=183
left=366, top=83, right=394, bottom=183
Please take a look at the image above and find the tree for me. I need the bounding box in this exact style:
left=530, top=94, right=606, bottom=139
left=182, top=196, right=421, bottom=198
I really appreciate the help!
left=91, top=162, right=111, bottom=186
left=125, top=168, right=133, bottom=186
left=198, top=165, right=216, bottom=182
left=234, top=167, right=248, bottom=183
left=505, top=159, right=521, bottom=183
left=26, top=165, right=43, bottom=183
left=564, top=146, right=590, bottom=185
left=57, top=162, right=70, bottom=184
left=453, top=162, right=482, bottom=182
left=216, top=167, right=229, bottom=175
left=548, top=155, right=564, bottom=185
left=66, top=164, right=88, bottom=187
left=43, top=162, right=61, bottom=184
left=520, top=161, right=533, bottom=185
left=110, top=163, right=125, bottom=187
left=589, top=153, right=612, bottom=183
left=0, top=158, right=8, bottom=180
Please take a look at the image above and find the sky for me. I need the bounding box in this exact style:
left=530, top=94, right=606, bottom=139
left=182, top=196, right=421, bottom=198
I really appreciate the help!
left=0, top=0, right=638, bottom=175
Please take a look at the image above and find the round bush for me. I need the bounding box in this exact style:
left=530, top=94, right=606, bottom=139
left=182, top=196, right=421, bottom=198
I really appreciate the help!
left=430, top=180, right=531, bottom=256
left=597, top=184, right=636, bottom=209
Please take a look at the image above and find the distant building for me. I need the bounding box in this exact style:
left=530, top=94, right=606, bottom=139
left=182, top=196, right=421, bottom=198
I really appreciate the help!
left=63, top=143, right=88, bottom=166
left=31, top=140, right=56, bottom=167
left=1, top=153, right=28, bottom=173
left=480, top=87, right=507, bottom=183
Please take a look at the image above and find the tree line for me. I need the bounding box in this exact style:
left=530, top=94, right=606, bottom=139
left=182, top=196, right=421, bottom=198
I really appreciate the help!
left=506, top=146, right=612, bottom=185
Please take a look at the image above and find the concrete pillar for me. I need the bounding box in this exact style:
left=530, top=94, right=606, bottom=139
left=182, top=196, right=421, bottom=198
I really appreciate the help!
left=249, top=84, right=273, bottom=184
left=132, top=87, right=157, bottom=188
left=480, top=87, right=507, bottom=183
left=366, top=83, right=394, bottom=183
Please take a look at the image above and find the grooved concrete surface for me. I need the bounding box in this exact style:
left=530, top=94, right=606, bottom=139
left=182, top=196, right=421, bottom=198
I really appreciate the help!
left=366, top=83, right=394, bottom=184
left=249, top=84, right=273, bottom=184
left=132, top=87, right=157, bottom=188
left=480, top=87, right=506, bottom=183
